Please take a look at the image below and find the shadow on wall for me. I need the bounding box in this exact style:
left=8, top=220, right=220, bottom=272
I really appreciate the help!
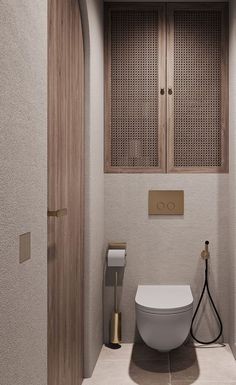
left=128, top=342, right=199, bottom=385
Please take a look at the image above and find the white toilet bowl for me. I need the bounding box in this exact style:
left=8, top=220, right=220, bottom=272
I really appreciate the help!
left=135, top=285, right=193, bottom=352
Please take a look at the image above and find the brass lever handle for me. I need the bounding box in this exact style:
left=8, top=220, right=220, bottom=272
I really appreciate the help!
left=47, top=208, right=68, bottom=217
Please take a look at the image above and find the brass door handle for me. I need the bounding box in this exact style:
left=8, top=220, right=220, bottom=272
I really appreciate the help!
left=160, top=88, right=165, bottom=95
left=47, top=208, right=68, bottom=217
left=168, top=88, right=173, bottom=95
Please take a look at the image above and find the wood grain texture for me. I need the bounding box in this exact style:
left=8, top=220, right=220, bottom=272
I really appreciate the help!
left=48, top=0, right=84, bottom=384
left=167, top=2, right=228, bottom=173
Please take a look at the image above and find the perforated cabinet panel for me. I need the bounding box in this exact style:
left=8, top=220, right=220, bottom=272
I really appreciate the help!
left=167, top=4, right=228, bottom=172
left=105, top=3, right=228, bottom=173
left=105, top=4, right=166, bottom=172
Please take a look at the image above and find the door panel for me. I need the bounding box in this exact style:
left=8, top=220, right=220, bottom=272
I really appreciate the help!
left=104, top=3, right=166, bottom=173
left=48, top=0, right=84, bottom=384
left=167, top=3, right=228, bottom=173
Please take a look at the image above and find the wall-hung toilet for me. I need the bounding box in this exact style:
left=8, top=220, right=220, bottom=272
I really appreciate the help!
left=135, top=285, right=193, bottom=352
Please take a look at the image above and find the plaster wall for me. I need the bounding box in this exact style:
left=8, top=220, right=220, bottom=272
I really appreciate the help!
left=104, top=0, right=231, bottom=345
left=0, top=2, right=47, bottom=384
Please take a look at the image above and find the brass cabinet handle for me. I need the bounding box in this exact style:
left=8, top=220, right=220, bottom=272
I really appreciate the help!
left=168, top=88, right=173, bottom=95
left=160, top=88, right=165, bottom=95
left=47, top=208, right=68, bottom=217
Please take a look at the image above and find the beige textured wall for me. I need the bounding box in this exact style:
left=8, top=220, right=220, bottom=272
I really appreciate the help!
left=80, top=0, right=105, bottom=378
left=105, top=175, right=230, bottom=343
left=103, top=0, right=231, bottom=346
left=80, top=0, right=234, bottom=375
left=229, top=0, right=236, bottom=359
left=0, top=1, right=47, bottom=385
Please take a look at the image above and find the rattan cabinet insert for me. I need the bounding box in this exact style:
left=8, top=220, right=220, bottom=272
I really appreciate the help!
left=104, top=3, right=228, bottom=173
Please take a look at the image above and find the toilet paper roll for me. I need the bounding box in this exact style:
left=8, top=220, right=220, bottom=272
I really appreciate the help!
left=107, top=248, right=126, bottom=267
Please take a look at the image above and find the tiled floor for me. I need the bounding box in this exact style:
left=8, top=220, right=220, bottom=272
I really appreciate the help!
left=83, top=343, right=236, bottom=385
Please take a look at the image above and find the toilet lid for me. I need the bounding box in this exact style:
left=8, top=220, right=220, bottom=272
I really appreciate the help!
left=135, top=285, right=193, bottom=314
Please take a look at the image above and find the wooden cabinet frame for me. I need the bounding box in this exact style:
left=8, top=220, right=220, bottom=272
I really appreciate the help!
left=167, top=2, right=228, bottom=173
left=104, top=3, right=166, bottom=173
left=104, top=2, right=229, bottom=173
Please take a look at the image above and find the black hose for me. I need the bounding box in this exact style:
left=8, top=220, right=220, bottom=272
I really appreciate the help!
left=190, top=257, right=223, bottom=344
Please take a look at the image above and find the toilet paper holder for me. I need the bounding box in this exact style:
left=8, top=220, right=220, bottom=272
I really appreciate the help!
left=107, top=242, right=127, bottom=267
left=108, top=242, right=127, bottom=250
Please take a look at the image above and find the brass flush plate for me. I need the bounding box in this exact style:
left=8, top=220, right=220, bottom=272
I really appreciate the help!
left=19, top=232, right=31, bottom=263
left=148, top=190, right=184, bottom=215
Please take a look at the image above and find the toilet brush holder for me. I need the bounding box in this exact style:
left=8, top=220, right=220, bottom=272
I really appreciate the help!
left=110, top=271, right=121, bottom=346
left=110, top=311, right=121, bottom=345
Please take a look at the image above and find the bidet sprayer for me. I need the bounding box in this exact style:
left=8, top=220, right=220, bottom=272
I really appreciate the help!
left=191, top=239, right=223, bottom=344
left=201, top=240, right=210, bottom=260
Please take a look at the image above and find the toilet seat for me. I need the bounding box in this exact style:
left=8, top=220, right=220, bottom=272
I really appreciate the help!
left=135, top=285, right=193, bottom=315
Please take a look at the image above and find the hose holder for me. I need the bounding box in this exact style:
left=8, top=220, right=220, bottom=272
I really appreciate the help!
left=201, top=240, right=210, bottom=260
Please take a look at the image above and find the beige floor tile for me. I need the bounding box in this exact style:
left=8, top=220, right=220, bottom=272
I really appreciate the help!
left=172, top=382, right=236, bottom=385
left=94, top=358, right=131, bottom=376
left=169, top=344, right=199, bottom=382
left=83, top=343, right=236, bottom=385
left=98, top=343, right=133, bottom=361
left=83, top=356, right=170, bottom=385
left=83, top=379, right=169, bottom=385
left=170, top=344, right=236, bottom=383
left=129, top=359, right=170, bottom=385
left=131, top=343, right=169, bottom=362
left=99, top=343, right=168, bottom=362
left=84, top=377, right=133, bottom=385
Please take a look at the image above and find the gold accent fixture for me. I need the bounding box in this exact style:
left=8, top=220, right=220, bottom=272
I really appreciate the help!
left=108, top=242, right=127, bottom=250
left=110, top=271, right=121, bottom=344
left=201, top=241, right=210, bottom=260
left=47, top=208, right=68, bottom=217
left=19, top=232, right=31, bottom=264
left=148, top=190, right=184, bottom=215
left=110, top=312, right=121, bottom=345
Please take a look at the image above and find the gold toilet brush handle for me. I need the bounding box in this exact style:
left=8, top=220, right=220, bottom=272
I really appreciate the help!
left=110, top=270, right=121, bottom=346
left=114, top=271, right=118, bottom=313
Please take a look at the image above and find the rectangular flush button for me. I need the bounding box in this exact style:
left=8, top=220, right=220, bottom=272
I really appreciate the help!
left=19, top=232, right=31, bottom=263
left=148, top=190, right=184, bottom=215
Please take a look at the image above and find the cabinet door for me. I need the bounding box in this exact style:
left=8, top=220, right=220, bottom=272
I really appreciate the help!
left=167, top=3, right=228, bottom=173
left=105, top=3, right=166, bottom=173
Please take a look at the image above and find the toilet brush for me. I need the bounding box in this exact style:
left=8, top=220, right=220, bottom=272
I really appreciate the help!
left=110, top=271, right=121, bottom=346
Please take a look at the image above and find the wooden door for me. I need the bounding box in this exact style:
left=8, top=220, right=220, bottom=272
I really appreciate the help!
left=48, top=0, right=84, bottom=384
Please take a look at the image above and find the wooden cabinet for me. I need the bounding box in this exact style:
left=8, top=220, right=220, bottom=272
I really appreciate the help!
left=105, top=2, right=228, bottom=173
left=167, top=3, right=228, bottom=172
